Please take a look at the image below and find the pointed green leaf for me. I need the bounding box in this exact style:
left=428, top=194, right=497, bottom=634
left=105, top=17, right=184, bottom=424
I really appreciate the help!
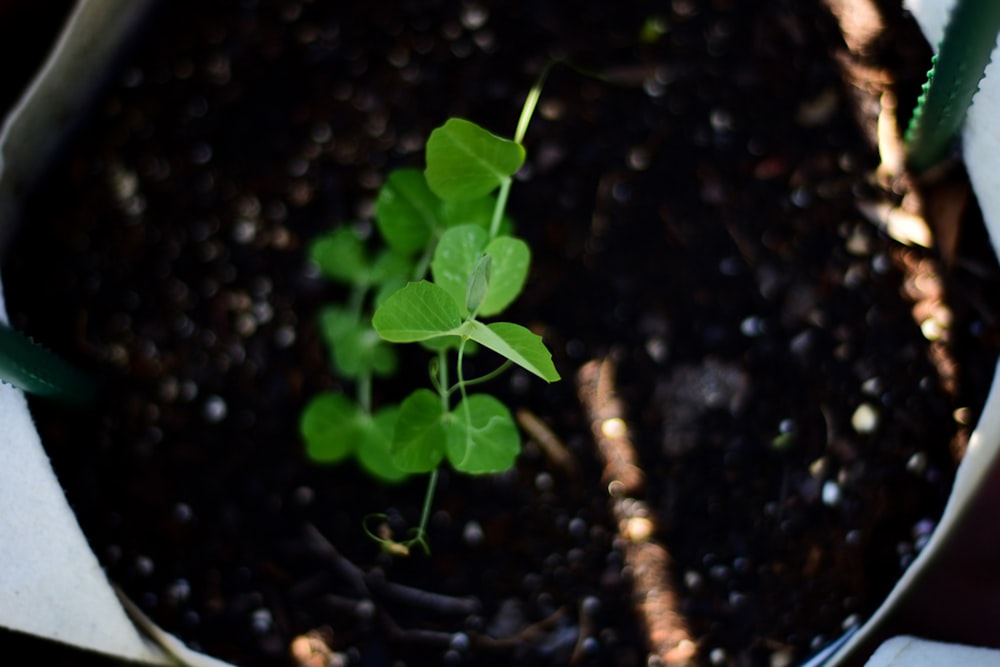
left=425, top=118, right=525, bottom=201
left=431, top=225, right=488, bottom=315
left=375, top=168, right=444, bottom=252
left=300, top=392, right=364, bottom=463
left=356, top=406, right=411, bottom=483
left=462, top=320, right=560, bottom=382
left=372, top=281, right=464, bottom=342
left=446, top=394, right=521, bottom=474
left=478, top=236, right=530, bottom=317
left=309, top=227, right=369, bottom=286
left=392, top=389, right=447, bottom=473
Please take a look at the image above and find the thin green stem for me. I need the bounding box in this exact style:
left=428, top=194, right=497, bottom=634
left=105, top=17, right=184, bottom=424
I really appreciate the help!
left=437, top=348, right=449, bottom=411
left=447, top=359, right=512, bottom=397
left=412, top=238, right=436, bottom=281
left=514, top=61, right=554, bottom=144
left=357, top=370, right=372, bottom=414
left=409, top=467, right=439, bottom=555
left=488, top=178, right=511, bottom=240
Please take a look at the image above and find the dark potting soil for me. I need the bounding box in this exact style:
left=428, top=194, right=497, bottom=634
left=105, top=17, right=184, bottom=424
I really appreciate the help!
left=3, top=1, right=999, bottom=665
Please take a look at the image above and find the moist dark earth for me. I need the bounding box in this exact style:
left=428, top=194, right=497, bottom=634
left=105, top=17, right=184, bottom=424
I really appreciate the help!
left=3, top=1, right=999, bottom=665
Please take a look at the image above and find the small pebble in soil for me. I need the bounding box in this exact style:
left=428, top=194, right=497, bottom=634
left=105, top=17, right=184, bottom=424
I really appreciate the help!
left=850, top=402, right=879, bottom=434
left=821, top=480, right=842, bottom=507
left=202, top=394, right=228, bottom=422
left=462, top=520, right=484, bottom=546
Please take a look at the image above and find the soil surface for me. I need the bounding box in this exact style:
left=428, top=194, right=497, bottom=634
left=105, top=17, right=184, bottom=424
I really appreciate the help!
left=3, top=1, right=999, bottom=666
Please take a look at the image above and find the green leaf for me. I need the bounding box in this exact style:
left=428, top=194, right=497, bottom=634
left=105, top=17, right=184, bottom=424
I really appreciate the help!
left=462, top=320, right=560, bottom=382
left=465, top=254, right=491, bottom=314
left=425, top=118, right=525, bottom=201
left=300, top=392, right=364, bottom=463
left=375, top=168, right=444, bottom=253
left=372, top=281, right=463, bottom=342
left=319, top=307, right=397, bottom=378
left=392, top=389, right=447, bottom=473
left=446, top=394, right=521, bottom=474
left=431, top=225, right=488, bottom=315
left=442, top=195, right=495, bottom=229
left=309, top=227, right=369, bottom=286
left=356, top=406, right=411, bottom=483
left=478, top=236, right=530, bottom=317
left=370, top=248, right=414, bottom=287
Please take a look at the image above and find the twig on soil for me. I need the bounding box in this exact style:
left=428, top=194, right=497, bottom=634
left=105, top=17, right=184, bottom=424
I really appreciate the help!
left=577, top=357, right=697, bottom=666
left=516, top=407, right=580, bottom=477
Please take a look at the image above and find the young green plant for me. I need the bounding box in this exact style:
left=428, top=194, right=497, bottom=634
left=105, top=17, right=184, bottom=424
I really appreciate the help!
left=301, top=80, right=559, bottom=554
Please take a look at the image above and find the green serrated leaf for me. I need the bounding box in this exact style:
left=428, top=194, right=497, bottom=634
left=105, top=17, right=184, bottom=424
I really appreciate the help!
left=309, top=227, right=369, bottom=286
left=478, top=236, right=529, bottom=317
left=375, top=168, right=444, bottom=253
left=356, top=406, right=410, bottom=482
left=372, top=281, right=464, bottom=342
left=300, top=392, right=365, bottom=463
left=446, top=394, right=521, bottom=474
left=425, top=118, right=525, bottom=201
left=431, top=225, right=488, bottom=315
left=462, top=320, right=560, bottom=382
left=392, top=389, right=447, bottom=473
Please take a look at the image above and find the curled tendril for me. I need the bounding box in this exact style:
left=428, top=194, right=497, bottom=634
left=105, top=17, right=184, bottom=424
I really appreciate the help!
left=362, top=513, right=430, bottom=557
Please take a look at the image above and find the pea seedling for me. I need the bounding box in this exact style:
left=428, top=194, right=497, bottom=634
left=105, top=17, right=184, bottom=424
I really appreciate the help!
left=301, top=79, right=559, bottom=553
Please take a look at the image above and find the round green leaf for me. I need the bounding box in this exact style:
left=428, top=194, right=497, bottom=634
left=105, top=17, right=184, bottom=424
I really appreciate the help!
left=446, top=394, right=521, bottom=474
left=431, top=225, right=488, bottom=315
left=375, top=168, right=444, bottom=252
left=478, top=236, right=530, bottom=317
left=320, top=307, right=397, bottom=379
left=356, top=406, right=410, bottom=483
left=392, top=389, right=447, bottom=473
left=425, top=118, right=525, bottom=201
left=300, top=392, right=364, bottom=463
left=372, top=281, right=464, bottom=342
left=309, top=227, right=369, bottom=285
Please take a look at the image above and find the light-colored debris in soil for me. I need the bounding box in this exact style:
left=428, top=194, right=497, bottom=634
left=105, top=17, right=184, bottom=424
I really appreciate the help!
left=578, top=358, right=697, bottom=666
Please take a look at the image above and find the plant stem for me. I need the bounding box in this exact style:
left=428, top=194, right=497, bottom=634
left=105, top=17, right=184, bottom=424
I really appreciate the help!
left=488, top=63, right=554, bottom=240
left=488, top=178, right=512, bottom=240
left=411, top=467, right=439, bottom=555
left=515, top=61, right=553, bottom=144
left=357, top=370, right=372, bottom=414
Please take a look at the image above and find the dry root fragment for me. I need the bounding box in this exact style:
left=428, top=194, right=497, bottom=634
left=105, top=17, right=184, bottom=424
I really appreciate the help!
left=578, top=358, right=696, bottom=666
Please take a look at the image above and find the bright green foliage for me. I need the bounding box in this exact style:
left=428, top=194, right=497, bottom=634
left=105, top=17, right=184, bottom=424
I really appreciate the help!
left=431, top=226, right=529, bottom=318
left=356, top=407, right=408, bottom=481
left=392, top=389, right=448, bottom=472
left=375, top=169, right=443, bottom=253
left=462, top=321, right=560, bottom=383
left=372, top=281, right=463, bottom=342
left=425, top=118, right=525, bottom=200
left=301, top=111, right=559, bottom=554
left=447, top=394, right=520, bottom=473
left=319, top=307, right=396, bottom=379
left=300, top=392, right=366, bottom=463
